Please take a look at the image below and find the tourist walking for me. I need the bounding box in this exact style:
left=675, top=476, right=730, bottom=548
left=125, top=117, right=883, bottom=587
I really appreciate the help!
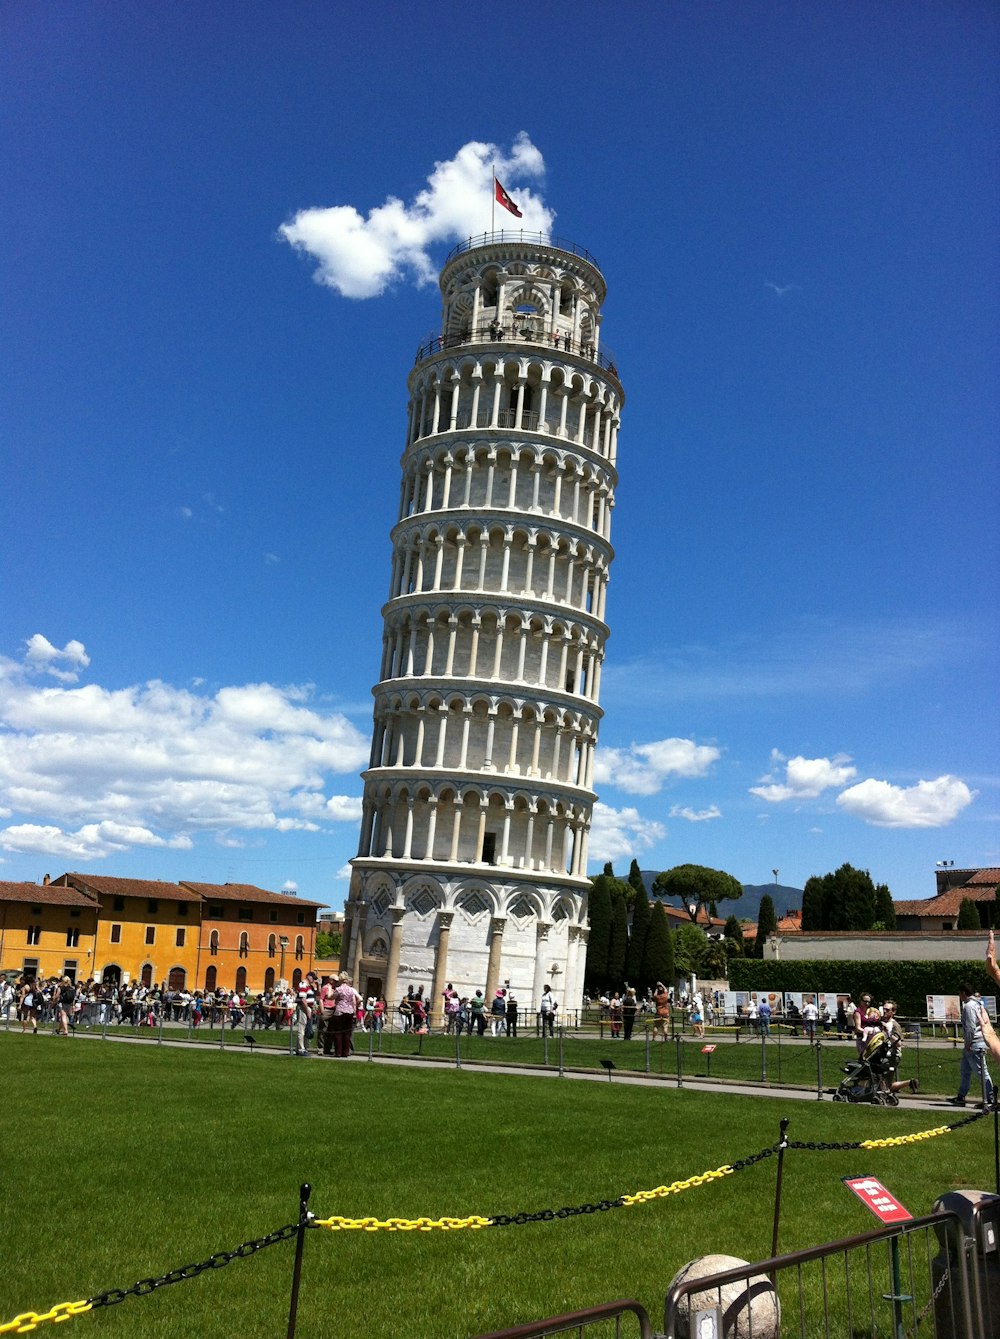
left=651, top=982, right=670, bottom=1041
left=950, top=982, right=995, bottom=1107
left=506, top=992, right=518, bottom=1037
left=490, top=990, right=507, bottom=1036
left=330, top=972, right=362, bottom=1058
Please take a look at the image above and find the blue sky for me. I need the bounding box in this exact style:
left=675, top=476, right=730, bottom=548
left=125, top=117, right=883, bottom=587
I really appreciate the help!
left=2, top=2, right=997, bottom=911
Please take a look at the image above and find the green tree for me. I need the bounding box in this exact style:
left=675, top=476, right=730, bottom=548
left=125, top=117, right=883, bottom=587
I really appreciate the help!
left=315, top=931, right=340, bottom=959
left=641, top=900, right=675, bottom=990
left=585, top=875, right=612, bottom=991
left=958, top=898, right=981, bottom=931
left=608, top=892, right=628, bottom=987
left=626, top=878, right=652, bottom=991
left=825, top=864, right=877, bottom=932
left=801, top=875, right=826, bottom=931
left=652, top=864, right=743, bottom=924
left=755, top=894, right=777, bottom=958
left=723, top=914, right=745, bottom=956
left=703, top=937, right=730, bottom=979
left=874, top=883, right=896, bottom=930
left=673, top=923, right=709, bottom=977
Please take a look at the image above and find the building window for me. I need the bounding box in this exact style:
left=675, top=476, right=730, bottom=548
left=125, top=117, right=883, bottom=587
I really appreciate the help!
left=175, top=927, right=186, bottom=948
left=269, top=910, right=278, bottom=923
left=64, top=960, right=78, bottom=982
left=239, top=932, right=249, bottom=959
left=209, top=930, right=219, bottom=956
left=296, top=912, right=305, bottom=925
left=145, top=925, right=155, bottom=945
left=238, top=906, right=252, bottom=921
left=110, top=923, right=122, bottom=944
left=23, top=957, right=40, bottom=978
left=66, top=927, right=80, bottom=948
left=148, top=899, right=159, bottom=914
left=268, top=934, right=276, bottom=959
left=178, top=902, right=188, bottom=917
left=294, top=934, right=304, bottom=961
left=209, top=905, right=223, bottom=918
left=26, top=925, right=41, bottom=946
left=70, top=908, right=81, bottom=919
left=31, top=905, right=42, bottom=915
left=113, top=896, right=125, bottom=911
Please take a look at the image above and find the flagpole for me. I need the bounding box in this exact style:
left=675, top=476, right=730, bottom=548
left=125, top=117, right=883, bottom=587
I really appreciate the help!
left=491, top=163, right=495, bottom=235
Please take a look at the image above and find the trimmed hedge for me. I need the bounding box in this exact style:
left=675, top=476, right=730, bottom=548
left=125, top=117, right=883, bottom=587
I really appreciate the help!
left=729, top=958, right=995, bottom=1017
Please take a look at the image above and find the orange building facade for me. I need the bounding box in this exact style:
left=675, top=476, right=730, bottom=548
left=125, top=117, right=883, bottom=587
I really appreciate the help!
left=0, top=873, right=323, bottom=993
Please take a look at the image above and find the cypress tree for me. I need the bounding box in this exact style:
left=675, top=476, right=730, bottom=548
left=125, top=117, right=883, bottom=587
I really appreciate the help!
left=874, top=883, right=896, bottom=929
left=755, top=894, right=777, bottom=957
left=608, top=892, right=628, bottom=988
left=801, top=876, right=825, bottom=931
left=626, top=880, right=651, bottom=990
left=958, top=898, right=981, bottom=931
left=641, top=900, right=675, bottom=991
left=585, top=875, right=612, bottom=991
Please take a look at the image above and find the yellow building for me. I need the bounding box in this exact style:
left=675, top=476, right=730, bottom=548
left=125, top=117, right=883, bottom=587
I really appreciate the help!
left=55, top=873, right=203, bottom=990
left=0, top=880, right=99, bottom=982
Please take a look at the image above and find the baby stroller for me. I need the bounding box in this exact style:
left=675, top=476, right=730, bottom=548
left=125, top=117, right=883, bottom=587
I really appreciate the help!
left=834, top=1026, right=900, bottom=1105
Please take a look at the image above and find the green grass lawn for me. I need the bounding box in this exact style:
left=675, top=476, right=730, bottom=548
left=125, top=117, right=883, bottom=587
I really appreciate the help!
left=2, top=1034, right=993, bottom=1338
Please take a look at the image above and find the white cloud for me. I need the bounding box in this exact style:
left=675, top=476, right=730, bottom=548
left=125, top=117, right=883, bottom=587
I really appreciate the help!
left=0, top=642, right=370, bottom=860
left=836, top=775, right=976, bottom=828
left=335, top=863, right=353, bottom=881
left=588, top=802, right=665, bottom=865
left=0, top=821, right=192, bottom=859
left=279, top=134, right=555, bottom=299
left=23, top=635, right=90, bottom=683
left=750, top=750, right=857, bottom=802
left=668, top=804, right=722, bottom=823
left=593, top=738, right=721, bottom=796
left=282, top=880, right=298, bottom=892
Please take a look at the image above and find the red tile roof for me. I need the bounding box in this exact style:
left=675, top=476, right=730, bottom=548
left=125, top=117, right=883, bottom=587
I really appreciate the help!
left=59, top=873, right=203, bottom=903
left=0, top=881, right=96, bottom=908
left=180, top=882, right=324, bottom=909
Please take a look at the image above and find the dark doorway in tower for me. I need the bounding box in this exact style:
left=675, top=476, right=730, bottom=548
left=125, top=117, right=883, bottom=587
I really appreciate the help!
left=366, top=976, right=383, bottom=1000
left=482, top=832, right=497, bottom=865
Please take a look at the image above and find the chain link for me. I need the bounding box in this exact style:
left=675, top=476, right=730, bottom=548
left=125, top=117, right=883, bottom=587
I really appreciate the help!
left=903, top=1263, right=950, bottom=1339
left=314, top=1214, right=491, bottom=1233
left=0, top=1301, right=92, bottom=1335
left=86, top=1222, right=300, bottom=1311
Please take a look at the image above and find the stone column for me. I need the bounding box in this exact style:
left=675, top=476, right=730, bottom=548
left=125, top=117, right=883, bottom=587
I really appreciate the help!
left=484, top=917, right=507, bottom=1000
left=350, top=901, right=369, bottom=989
left=532, top=921, right=552, bottom=1021
left=383, top=906, right=406, bottom=1008
left=430, top=910, right=454, bottom=1029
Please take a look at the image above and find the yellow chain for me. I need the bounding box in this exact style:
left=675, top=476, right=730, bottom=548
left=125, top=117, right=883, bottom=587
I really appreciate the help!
left=621, top=1164, right=733, bottom=1206
left=0, top=1301, right=91, bottom=1334
left=861, top=1125, right=952, bottom=1150
left=313, top=1214, right=492, bottom=1233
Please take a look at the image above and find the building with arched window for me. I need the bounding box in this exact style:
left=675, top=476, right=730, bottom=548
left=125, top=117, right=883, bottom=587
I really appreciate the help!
left=343, top=233, right=622, bottom=1023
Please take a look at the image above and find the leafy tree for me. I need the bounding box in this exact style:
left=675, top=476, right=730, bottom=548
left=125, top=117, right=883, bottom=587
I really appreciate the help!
left=585, top=875, right=612, bottom=990
left=673, top=923, right=709, bottom=977
left=755, top=894, right=777, bottom=957
left=874, top=883, right=896, bottom=930
left=652, top=864, right=743, bottom=924
left=625, top=878, right=651, bottom=991
left=641, top=900, right=675, bottom=990
left=603, top=861, right=615, bottom=877
left=723, top=915, right=745, bottom=956
left=958, top=898, right=981, bottom=931
left=801, top=876, right=826, bottom=931
left=315, top=931, right=340, bottom=959
left=703, top=937, right=730, bottom=979
left=608, top=892, right=629, bottom=987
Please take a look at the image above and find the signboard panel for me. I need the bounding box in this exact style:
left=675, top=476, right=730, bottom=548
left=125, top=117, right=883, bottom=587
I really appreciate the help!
left=843, top=1176, right=912, bottom=1225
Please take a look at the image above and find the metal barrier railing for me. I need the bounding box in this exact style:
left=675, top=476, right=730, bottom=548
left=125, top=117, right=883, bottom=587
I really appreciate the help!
left=662, top=1210, right=971, bottom=1339
left=469, top=1298, right=654, bottom=1339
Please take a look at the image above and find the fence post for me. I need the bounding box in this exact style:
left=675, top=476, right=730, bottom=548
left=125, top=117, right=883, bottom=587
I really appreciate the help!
left=367, top=1023, right=374, bottom=1062
left=157, top=1010, right=164, bottom=1047
left=455, top=1025, right=461, bottom=1070
left=815, top=1040, right=823, bottom=1099
left=760, top=1030, right=767, bottom=1083
left=558, top=1027, right=564, bottom=1078
left=645, top=1025, right=651, bottom=1075
left=676, top=1035, right=683, bottom=1088
left=286, top=1182, right=312, bottom=1339
left=543, top=1027, right=549, bottom=1068
left=770, top=1117, right=790, bottom=1264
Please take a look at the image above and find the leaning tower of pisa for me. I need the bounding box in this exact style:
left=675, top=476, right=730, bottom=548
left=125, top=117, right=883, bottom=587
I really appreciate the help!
left=342, top=231, right=623, bottom=1023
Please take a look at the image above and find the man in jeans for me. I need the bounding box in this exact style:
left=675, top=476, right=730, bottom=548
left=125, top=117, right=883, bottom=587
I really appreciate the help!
left=538, top=983, right=557, bottom=1036
left=950, top=982, right=995, bottom=1108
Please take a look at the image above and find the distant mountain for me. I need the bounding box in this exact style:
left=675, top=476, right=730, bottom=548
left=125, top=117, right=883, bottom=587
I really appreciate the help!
left=639, top=872, right=803, bottom=922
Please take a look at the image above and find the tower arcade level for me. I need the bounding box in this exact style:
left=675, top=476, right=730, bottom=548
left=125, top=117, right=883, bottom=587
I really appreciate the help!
left=342, top=233, right=623, bottom=1022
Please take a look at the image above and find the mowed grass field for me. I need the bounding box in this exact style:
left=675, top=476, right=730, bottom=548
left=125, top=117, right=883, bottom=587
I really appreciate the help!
left=2, top=1035, right=993, bottom=1339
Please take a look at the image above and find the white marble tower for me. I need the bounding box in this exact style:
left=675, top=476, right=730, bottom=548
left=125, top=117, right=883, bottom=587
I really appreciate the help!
left=342, top=231, right=623, bottom=1023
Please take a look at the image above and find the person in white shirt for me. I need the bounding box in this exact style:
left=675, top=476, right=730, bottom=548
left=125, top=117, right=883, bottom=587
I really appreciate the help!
left=801, top=997, right=818, bottom=1044
left=539, top=984, right=557, bottom=1036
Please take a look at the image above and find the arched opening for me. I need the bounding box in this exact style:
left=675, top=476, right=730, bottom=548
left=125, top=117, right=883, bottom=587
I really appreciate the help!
left=235, top=966, right=247, bottom=994
left=100, top=964, right=122, bottom=986
left=167, top=966, right=186, bottom=991
left=264, top=967, right=275, bottom=992
left=204, top=965, right=217, bottom=993
left=140, top=962, right=153, bottom=989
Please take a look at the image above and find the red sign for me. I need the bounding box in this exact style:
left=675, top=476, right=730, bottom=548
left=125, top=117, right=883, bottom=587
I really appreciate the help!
left=843, top=1176, right=913, bottom=1224
left=701, top=1045, right=717, bottom=1053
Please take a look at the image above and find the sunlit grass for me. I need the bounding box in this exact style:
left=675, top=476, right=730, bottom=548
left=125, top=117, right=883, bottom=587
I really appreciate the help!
left=1, top=1035, right=990, bottom=1338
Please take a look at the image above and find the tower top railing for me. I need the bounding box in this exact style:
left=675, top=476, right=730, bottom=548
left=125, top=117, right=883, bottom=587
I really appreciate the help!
left=444, top=231, right=602, bottom=272
left=413, top=321, right=620, bottom=381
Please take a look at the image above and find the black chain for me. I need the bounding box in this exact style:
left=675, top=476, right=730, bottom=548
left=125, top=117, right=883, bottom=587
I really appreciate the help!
left=947, top=1107, right=991, bottom=1131
left=729, top=1144, right=780, bottom=1172
left=489, top=1198, right=623, bottom=1228
left=787, top=1139, right=863, bottom=1152
left=86, top=1222, right=300, bottom=1310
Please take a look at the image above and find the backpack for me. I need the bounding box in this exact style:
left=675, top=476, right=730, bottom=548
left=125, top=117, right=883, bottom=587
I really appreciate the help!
left=60, top=984, right=75, bottom=1006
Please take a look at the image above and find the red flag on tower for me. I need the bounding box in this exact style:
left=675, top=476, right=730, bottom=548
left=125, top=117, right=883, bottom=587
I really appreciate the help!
left=494, top=175, right=523, bottom=218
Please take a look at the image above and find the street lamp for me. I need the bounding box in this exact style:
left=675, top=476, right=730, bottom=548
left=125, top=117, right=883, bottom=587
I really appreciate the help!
left=772, top=869, right=779, bottom=886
